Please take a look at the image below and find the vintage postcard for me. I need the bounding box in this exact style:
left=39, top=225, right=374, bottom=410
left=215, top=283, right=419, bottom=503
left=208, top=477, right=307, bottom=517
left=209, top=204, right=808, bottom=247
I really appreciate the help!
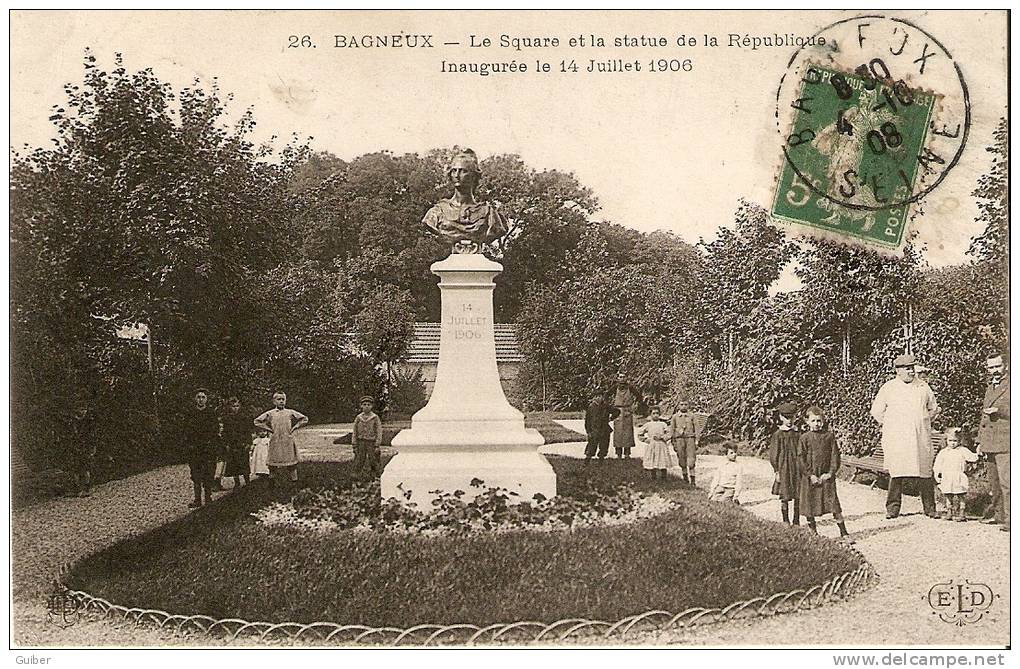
left=7, top=8, right=1010, bottom=660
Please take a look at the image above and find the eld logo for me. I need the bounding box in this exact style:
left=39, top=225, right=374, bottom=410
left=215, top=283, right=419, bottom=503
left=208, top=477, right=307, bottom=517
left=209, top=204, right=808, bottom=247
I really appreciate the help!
left=926, top=580, right=998, bottom=626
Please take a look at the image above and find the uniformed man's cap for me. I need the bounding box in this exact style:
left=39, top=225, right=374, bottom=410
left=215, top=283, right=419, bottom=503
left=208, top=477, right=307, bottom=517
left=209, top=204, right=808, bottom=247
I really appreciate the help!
left=776, top=402, right=797, bottom=415
left=359, top=395, right=375, bottom=404
left=893, top=354, right=915, bottom=368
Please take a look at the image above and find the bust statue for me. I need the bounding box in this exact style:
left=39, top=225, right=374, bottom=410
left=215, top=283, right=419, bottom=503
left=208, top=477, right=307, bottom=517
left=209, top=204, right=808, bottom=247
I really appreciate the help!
left=423, top=148, right=508, bottom=254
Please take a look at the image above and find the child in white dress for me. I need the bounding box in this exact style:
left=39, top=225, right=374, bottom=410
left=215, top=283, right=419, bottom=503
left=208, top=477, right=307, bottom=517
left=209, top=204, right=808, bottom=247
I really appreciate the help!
left=639, top=405, right=679, bottom=479
left=250, top=429, right=271, bottom=478
left=933, top=427, right=978, bottom=522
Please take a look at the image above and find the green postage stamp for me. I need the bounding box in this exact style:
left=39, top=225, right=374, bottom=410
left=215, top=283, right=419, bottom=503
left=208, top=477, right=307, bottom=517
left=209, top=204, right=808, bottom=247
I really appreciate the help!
left=772, top=63, right=936, bottom=250
left=771, top=16, right=971, bottom=253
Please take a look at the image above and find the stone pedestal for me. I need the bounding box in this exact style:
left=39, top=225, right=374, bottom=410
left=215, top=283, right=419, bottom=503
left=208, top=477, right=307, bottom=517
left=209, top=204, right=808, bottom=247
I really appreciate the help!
left=381, top=253, right=556, bottom=508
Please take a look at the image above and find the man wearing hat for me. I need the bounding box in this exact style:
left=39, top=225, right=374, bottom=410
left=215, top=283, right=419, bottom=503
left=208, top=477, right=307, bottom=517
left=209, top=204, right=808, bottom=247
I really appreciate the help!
left=870, top=353, right=941, bottom=518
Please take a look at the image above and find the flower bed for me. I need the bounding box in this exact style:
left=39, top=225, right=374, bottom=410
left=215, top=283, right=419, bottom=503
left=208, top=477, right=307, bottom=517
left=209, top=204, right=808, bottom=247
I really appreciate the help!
left=66, top=458, right=865, bottom=629
left=255, top=480, right=675, bottom=535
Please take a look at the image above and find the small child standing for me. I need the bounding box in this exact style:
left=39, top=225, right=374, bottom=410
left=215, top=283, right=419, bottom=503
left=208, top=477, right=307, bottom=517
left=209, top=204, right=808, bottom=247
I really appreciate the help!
left=250, top=429, right=271, bottom=478
left=709, top=447, right=744, bottom=503
left=639, top=405, right=678, bottom=479
left=768, top=402, right=801, bottom=525
left=254, top=391, right=308, bottom=487
left=352, top=395, right=383, bottom=478
left=933, top=427, right=978, bottom=522
left=799, top=406, right=853, bottom=543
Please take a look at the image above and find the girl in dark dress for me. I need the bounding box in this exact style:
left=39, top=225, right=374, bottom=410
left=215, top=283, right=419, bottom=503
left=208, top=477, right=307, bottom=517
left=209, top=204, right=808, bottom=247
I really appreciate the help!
left=768, top=402, right=801, bottom=525
left=798, top=406, right=854, bottom=544
left=221, top=396, right=251, bottom=489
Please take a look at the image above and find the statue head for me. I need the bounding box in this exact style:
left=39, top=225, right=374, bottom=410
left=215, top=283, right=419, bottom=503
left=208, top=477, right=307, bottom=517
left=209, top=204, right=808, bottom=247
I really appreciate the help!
left=447, top=148, right=481, bottom=195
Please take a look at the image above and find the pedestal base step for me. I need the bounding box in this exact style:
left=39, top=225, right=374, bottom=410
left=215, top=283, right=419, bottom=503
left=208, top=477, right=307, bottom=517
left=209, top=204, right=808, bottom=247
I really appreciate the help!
left=380, top=450, right=557, bottom=509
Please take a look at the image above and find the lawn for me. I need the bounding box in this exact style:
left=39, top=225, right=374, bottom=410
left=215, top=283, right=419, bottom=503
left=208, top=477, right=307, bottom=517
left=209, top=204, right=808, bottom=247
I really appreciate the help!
left=67, top=457, right=862, bottom=629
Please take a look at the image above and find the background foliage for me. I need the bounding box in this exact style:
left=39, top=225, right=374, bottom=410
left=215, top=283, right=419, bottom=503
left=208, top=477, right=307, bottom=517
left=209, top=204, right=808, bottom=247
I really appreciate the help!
left=10, top=55, right=1008, bottom=482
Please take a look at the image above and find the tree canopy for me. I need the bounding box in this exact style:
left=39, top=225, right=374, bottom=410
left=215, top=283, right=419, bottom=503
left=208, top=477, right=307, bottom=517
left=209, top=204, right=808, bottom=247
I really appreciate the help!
left=9, top=54, right=1008, bottom=479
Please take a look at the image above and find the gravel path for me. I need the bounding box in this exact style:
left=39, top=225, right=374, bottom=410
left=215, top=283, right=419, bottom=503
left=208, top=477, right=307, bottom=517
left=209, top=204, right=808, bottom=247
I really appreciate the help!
left=12, top=425, right=1010, bottom=647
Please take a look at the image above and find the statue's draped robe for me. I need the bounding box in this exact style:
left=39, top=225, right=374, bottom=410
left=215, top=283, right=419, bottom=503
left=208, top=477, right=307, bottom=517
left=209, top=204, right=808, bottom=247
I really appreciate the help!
left=422, top=199, right=508, bottom=247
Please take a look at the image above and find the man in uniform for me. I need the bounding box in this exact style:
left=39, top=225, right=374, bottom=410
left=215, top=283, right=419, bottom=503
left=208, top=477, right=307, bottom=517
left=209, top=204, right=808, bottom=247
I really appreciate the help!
left=670, top=400, right=699, bottom=485
left=978, top=352, right=1010, bottom=532
left=870, top=354, right=940, bottom=519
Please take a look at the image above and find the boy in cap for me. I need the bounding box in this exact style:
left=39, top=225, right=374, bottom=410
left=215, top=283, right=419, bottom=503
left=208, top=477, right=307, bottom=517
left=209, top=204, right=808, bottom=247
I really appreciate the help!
left=352, top=395, right=383, bottom=478
left=670, top=400, right=699, bottom=485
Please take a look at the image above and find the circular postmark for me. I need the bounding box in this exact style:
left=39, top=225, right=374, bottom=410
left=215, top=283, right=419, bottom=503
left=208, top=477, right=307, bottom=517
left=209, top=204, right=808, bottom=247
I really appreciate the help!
left=773, top=15, right=970, bottom=247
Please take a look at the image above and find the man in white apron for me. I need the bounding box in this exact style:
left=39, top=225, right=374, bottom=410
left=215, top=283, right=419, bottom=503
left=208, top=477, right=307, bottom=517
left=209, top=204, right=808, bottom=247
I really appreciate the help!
left=870, top=354, right=940, bottom=519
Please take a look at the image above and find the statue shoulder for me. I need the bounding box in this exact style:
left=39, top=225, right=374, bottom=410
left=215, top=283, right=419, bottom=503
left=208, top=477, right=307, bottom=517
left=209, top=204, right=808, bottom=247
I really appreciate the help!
left=422, top=199, right=451, bottom=223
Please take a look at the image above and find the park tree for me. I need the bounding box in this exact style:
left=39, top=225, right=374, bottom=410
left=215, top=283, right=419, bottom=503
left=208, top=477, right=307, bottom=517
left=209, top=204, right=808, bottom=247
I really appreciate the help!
left=478, top=154, right=598, bottom=319
left=966, top=116, right=1009, bottom=347
left=795, top=239, right=921, bottom=372
left=286, top=148, right=599, bottom=323
left=696, top=200, right=798, bottom=368
left=516, top=223, right=705, bottom=408
left=353, top=285, right=417, bottom=392
left=10, top=52, right=306, bottom=471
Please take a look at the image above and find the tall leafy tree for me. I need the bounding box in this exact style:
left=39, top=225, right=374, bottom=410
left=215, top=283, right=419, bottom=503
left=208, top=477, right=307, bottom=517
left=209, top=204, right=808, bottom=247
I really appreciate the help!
left=966, top=116, right=1009, bottom=346
left=696, top=200, right=798, bottom=365
left=11, top=52, right=305, bottom=469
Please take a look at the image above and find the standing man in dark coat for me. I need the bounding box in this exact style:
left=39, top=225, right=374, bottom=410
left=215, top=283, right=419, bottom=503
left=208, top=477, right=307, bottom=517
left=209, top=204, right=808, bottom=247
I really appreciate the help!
left=978, top=352, right=1010, bottom=532
left=585, top=393, right=620, bottom=463
left=184, top=388, right=220, bottom=508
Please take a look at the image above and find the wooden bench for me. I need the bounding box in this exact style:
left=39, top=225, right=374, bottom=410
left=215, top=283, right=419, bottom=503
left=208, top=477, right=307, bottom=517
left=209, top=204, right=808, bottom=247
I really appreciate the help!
left=844, top=432, right=947, bottom=487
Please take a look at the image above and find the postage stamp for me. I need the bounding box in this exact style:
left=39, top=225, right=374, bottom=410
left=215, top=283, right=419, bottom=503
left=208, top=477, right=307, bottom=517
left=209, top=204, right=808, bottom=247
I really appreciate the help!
left=772, top=16, right=971, bottom=252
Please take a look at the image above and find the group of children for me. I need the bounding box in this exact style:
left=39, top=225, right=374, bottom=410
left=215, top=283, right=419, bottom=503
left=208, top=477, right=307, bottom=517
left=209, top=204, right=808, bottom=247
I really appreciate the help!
left=637, top=403, right=747, bottom=504
left=183, top=389, right=385, bottom=509
left=766, top=403, right=853, bottom=542
left=634, top=403, right=701, bottom=481
left=767, top=403, right=983, bottom=542
left=626, top=399, right=856, bottom=542
left=184, top=389, right=307, bottom=508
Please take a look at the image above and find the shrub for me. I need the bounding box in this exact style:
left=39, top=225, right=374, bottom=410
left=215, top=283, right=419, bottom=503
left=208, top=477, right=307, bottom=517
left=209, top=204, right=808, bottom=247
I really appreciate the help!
left=386, top=366, right=427, bottom=419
